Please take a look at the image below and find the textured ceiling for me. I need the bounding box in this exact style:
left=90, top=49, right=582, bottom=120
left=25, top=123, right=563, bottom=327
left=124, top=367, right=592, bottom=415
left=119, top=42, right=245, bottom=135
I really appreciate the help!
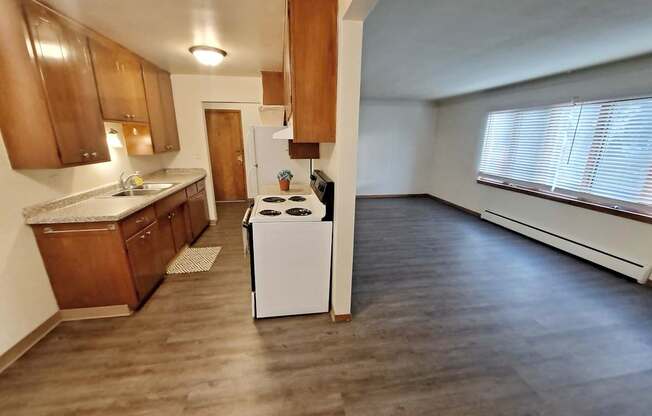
left=362, top=0, right=652, bottom=100
left=47, top=0, right=285, bottom=76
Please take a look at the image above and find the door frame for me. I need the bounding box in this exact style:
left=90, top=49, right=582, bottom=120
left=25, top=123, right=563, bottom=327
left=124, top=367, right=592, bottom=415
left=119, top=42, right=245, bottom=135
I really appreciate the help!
left=204, top=108, right=248, bottom=202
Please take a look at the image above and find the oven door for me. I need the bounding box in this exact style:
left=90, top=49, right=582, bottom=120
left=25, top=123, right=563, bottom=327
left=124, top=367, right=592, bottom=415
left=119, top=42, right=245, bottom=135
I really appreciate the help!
left=242, top=205, right=256, bottom=317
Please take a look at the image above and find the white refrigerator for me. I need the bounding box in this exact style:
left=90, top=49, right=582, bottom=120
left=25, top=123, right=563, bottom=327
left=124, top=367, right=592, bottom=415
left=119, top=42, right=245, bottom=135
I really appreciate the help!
left=252, top=126, right=310, bottom=193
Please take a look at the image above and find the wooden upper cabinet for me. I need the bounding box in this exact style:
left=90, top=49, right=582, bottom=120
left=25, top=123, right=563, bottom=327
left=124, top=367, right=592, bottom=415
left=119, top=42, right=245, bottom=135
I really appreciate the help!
left=158, top=71, right=180, bottom=151
left=0, top=0, right=108, bottom=169
left=90, top=39, right=149, bottom=123
left=0, top=0, right=178, bottom=168
left=284, top=0, right=337, bottom=144
left=261, top=71, right=285, bottom=105
left=127, top=62, right=179, bottom=155
left=23, top=1, right=109, bottom=165
left=141, top=62, right=166, bottom=153
left=283, top=14, right=293, bottom=121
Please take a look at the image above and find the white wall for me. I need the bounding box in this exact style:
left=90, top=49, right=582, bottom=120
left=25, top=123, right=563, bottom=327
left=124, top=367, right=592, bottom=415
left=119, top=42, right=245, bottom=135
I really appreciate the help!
left=0, top=123, right=166, bottom=355
left=431, top=55, right=652, bottom=270
left=167, top=75, right=262, bottom=218
left=357, top=99, right=436, bottom=195
left=314, top=0, right=372, bottom=317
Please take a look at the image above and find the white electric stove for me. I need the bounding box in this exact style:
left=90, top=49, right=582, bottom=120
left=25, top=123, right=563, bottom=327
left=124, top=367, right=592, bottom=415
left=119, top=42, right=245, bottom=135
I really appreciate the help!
left=250, top=193, right=326, bottom=223
left=242, top=171, right=334, bottom=318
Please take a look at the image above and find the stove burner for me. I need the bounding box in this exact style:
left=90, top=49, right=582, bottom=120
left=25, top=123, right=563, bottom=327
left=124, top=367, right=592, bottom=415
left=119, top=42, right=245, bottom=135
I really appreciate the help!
left=286, top=208, right=312, bottom=216
left=259, top=209, right=282, bottom=216
left=262, top=197, right=286, bottom=203
left=288, top=196, right=306, bottom=202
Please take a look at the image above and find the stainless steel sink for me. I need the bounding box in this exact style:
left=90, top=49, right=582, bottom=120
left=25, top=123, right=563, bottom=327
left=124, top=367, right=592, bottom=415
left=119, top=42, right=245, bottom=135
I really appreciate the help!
left=108, top=183, right=178, bottom=197
left=111, top=189, right=162, bottom=197
left=138, top=183, right=177, bottom=190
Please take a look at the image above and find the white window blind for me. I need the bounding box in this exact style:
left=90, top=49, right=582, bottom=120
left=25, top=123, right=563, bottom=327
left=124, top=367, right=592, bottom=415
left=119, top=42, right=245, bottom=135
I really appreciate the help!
left=478, top=97, right=652, bottom=214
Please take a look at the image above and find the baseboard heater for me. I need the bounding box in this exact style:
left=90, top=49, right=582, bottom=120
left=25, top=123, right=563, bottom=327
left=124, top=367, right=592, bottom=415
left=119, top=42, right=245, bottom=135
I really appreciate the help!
left=481, top=210, right=650, bottom=284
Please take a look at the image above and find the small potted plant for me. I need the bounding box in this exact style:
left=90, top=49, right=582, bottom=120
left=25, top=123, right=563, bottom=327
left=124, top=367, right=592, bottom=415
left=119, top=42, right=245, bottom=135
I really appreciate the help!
left=277, top=169, right=294, bottom=191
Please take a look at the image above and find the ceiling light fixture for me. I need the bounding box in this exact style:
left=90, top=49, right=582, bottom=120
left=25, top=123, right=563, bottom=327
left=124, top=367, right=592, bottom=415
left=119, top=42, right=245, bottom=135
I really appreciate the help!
left=189, top=45, right=227, bottom=66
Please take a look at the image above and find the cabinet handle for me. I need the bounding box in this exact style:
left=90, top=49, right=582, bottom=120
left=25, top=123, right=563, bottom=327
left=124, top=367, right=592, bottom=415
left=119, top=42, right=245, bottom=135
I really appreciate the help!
left=81, top=152, right=90, bottom=159
left=140, top=234, right=146, bottom=240
left=146, top=231, right=151, bottom=236
left=91, top=152, right=98, bottom=158
left=43, top=224, right=117, bottom=234
left=135, top=217, right=146, bottom=224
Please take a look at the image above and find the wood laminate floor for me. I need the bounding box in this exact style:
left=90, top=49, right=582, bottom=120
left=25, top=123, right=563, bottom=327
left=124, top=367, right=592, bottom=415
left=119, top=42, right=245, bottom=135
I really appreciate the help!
left=2, top=198, right=652, bottom=415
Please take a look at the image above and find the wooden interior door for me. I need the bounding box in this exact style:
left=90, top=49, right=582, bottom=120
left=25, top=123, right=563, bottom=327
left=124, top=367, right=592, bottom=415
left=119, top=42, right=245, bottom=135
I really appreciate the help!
left=205, top=109, right=247, bottom=201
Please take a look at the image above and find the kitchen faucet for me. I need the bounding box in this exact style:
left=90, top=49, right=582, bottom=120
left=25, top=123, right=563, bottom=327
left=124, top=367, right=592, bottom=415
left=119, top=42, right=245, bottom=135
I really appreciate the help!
left=119, top=171, right=143, bottom=190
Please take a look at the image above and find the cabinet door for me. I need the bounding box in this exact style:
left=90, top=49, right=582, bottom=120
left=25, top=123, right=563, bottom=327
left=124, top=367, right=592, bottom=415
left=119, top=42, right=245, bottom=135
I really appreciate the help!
left=183, top=203, right=193, bottom=244
left=287, top=0, right=337, bottom=143
left=170, top=206, right=187, bottom=252
left=158, top=71, right=180, bottom=151
left=261, top=71, right=284, bottom=105
left=90, top=39, right=149, bottom=123
left=283, top=8, right=293, bottom=122
left=33, top=222, right=139, bottom=309
left=157, top=215, right=177, bottom=267
left=141, top=62, right=167, bottom=153
left=189, top=190, right=210, bottom=239
left=125, top=222, right=163, bottom=300
left=24, top=2, right=108, bottom=165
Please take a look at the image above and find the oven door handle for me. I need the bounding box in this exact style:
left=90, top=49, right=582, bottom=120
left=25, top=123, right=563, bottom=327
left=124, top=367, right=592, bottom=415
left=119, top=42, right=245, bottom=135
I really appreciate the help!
left=242, top=206, right=253, bottom=228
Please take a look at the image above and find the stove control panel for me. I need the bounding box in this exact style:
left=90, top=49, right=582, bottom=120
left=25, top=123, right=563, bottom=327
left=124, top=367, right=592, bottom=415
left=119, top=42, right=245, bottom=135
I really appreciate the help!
left=310, top=170, right=334, bottom=221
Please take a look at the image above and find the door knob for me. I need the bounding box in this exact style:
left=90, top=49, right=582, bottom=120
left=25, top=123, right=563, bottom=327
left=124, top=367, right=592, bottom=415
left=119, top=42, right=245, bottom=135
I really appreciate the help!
left=236, top=155, right=243, bottom=163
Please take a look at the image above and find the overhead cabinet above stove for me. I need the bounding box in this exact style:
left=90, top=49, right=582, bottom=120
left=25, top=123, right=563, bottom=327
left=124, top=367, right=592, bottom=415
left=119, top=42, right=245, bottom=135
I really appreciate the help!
left=270, top=0, right=338, bottom=159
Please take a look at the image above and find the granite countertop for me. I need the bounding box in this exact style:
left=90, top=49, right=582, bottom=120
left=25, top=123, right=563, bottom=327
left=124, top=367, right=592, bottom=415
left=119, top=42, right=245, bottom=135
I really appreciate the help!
left=24, top=169, right=206, bottom=225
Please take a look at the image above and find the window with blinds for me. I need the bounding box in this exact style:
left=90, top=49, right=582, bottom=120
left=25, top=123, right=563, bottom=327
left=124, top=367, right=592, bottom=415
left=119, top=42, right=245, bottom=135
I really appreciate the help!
left=478, top=96, right=652, bottom=214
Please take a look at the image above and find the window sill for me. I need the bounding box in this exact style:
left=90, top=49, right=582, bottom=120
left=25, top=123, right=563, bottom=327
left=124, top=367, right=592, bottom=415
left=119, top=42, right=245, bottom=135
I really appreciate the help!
left=476, top=177, right=652, bottom=225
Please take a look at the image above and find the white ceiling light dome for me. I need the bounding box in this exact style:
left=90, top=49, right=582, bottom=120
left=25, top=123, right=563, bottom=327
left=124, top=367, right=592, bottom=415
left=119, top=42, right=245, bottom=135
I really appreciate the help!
left=189, top=45, right=227, bottom=66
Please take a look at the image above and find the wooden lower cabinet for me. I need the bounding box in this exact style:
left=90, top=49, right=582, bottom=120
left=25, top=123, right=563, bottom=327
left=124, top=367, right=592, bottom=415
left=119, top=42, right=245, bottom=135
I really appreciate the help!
left=157, top=215, right=177, bottom=267
left=125, top=221, right=165, bottom=300
left=33, top=222, right=139, bottom=309
left=188, top=189, right=210, bottom=239
left=155, top=191, right=190, bottom=260
left=32, top=179, right=210, bottom=313
left=170, top=206, right=187, bottom=252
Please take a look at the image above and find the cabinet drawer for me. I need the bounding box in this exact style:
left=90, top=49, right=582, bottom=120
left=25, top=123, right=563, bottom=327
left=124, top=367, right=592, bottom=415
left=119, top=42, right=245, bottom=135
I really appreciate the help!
left=121, top=206, right=155, bottom=240
left=197, top=179, right=206, bottom=192
left=185, top=182, right=198, bottom=198
left=155, top=190, right=187, bottom=217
